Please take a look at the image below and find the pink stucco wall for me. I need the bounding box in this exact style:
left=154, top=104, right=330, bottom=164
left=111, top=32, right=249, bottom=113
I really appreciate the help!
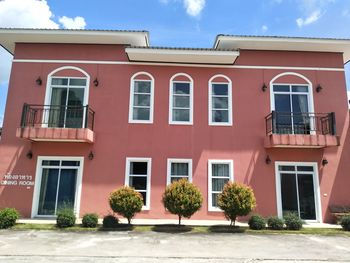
left=0, top=43, right=349, bottom=223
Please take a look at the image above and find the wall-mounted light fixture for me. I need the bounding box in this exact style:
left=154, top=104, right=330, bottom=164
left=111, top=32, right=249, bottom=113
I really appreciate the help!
left=322, top=158, right=328, bottom=166
left=93, top=78, right=99, bottom=87
left=36, top=77, right=42, bottom=86
left=265, top=155, right=271, bottom=164
left=316, top=84, right=323, bottom=93
left=26, top=150, right=33, bottom=159
left=88, top=151, right=94, bottom=160
left=262, top=83, right=268, bottom=92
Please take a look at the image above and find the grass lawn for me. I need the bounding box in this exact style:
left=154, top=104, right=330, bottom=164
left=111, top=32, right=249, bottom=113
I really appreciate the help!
left=9, top=223, right=350, bottom=236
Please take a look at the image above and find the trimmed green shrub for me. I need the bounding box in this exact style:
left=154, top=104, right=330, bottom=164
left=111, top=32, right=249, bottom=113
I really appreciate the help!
left=267, top=216, right=285, bottom=230
left=0, top=208, right=20, bottom=229
left=109, top=186, right=143, bottom=224
left=284, top=212, right=303, bottom=230
left=82, top=213, right=99, bottom=228
left=218, top=182, right=256, bottom=226
left=248, top=215, right=266, bottom=230
left=102, top=214, right=119, bottom=228
left=340, top=215, right=350, bottom=231
left=56, top=208, right=76, bottom=228
left=162, top=178, right=203, bottom=225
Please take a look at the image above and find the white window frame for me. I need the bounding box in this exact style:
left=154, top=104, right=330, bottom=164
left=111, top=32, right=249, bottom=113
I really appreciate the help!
left=128, top=72, right=155, bottom=124
left=275, top=161, right=322, bottom=223
left=208, top=159, right=234, bottom=212
left=208, top=74, right=233, bottom=126
left=166, top=158, right=193, bottom=185
left=31, top=156, right=84, bottom=218
left=125, top=157, right=152, bottom=210
left=169, top=73, right=194, bottom=125
left=43, top=66, right=90, bottom=128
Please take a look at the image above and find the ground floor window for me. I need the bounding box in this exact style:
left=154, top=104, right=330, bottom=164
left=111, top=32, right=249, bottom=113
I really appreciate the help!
left=167, top=159, right=192, bottom=185
left=125, top=158, right=151, bottom=210
left=275, top=162, right=321, bottom=221
left=208, top=160, right=234, bottom=211
left=32, top=157, right=83, bottom=217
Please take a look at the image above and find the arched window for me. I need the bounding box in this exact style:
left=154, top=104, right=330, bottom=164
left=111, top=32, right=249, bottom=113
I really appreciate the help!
left=169, top=73, right=193, bottom=125
left=208, top=74, right=232, bottom=126
left=269, top=72, right=314, bottom=134
left=129, top=72, right=155, bottom=123
left=44, top=66, right=90, bottom=128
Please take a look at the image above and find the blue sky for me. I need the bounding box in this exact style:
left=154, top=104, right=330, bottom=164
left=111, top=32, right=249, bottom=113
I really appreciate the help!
left=0, top=0, right=350, bottom=125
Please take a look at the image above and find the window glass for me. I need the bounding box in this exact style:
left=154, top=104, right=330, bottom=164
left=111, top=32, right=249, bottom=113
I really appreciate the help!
left=210, top=162, right=232, bottom=209
left=279, top=165, right=295, bottom=171
left=273, top=85, right=290, bottom=92
left=42, top=160, right=60, bottom=166
left=131, top=79, right=152, bottom=122
left=127, top=160, right=150, bottom=207
left=130, top=162, right=148, bottom=175
left=210, top=82, right=231, bottom=124
left=51, top=78, right=68, bottom=86
left=171, top=82, right=191, bottom=123
left=292, top=86, right=308, bottom=92
left=69, top=79, right=86, bottom=86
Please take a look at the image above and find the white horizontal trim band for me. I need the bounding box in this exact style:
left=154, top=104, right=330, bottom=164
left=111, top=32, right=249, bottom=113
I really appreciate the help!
left=12, top=59, right=345, bottom=71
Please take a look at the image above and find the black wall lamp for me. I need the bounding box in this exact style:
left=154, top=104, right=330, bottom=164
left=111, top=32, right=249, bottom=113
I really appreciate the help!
left=316, top=84, right=323, bottom=93
left=93, top=78, right=99, bottom=87
left=26, top=150, right=33, bottom=159
left=265, top=155, right=271, bottom=164
left=262, top=83, right=268, bottom=92
left=322, top=158, right=328, bottom=166
left=88, top=151, right=94, bottom=160
left=36, top=77, right=42, bottom=86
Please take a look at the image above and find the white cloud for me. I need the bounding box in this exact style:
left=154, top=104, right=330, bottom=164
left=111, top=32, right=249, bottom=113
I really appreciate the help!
left=0, top=0, right=59, bottom=28
left=0, top=0, right=87, bottom=85
left=296, top=10, right=322, bottom=27
left=262, top=25, right=268, bottom=32
left=184, top=0, right=205, bottom=17
left=59, top=16, right=86, bottom=30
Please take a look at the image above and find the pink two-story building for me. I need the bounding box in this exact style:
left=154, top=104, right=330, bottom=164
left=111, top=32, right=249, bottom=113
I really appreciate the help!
left=0, top=28, right=349, bottom=223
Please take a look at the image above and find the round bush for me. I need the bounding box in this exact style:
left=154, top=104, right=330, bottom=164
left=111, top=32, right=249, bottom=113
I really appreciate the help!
left=0, top=208, right=20, bottom=229
left=162, top=178, right=203, bottom=225
left=82, top=213, right=99, bottom=228
left=267, top=216, right=285, bottom=230
left=340, top=215, right=350, bottom=231
left=109, top=186, right=143, bottom=224
left=284, top=212, right=303, bottom=230
left=56, top=208, right=76, bottom=228
left=218, top=182, right=256, bottom=226
left=248, top=215, right=266, bottom=230
left=102, top=215, right=119, bottom=228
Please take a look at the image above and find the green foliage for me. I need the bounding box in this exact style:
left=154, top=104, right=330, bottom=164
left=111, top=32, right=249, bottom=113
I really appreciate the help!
left=0, top=208, right=20, bottom=229
left=102, top=214, right=119, bottom=228
left=340, top=215, right=350, bottom=231
left=284, top=212, right=303, bottom=230
left=248, top=214, right=266, bottom=230
left=56, top=208, right=76, bottom=228
left=162, top=178, right=203, bottom=225
left=109, top=186, right=143, bottom=224
left=217, top=182, right=256, bottom=226
left=267, top=216, right=285, bottom=230
left=82, top=213, right=99, bottom=228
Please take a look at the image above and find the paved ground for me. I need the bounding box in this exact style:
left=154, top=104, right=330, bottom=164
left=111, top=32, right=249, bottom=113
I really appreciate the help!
left=0, top=230, right=349, bottom=262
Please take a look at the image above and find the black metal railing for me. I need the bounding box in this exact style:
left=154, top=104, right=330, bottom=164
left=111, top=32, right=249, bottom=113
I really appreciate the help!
left=20, top=104, right=95, bottom=130
left=265, top=111, right=336, bottom=135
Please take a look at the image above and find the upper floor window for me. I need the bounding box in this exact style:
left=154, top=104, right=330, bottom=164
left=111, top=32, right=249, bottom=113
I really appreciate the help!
left=169, top=73, right=193, bottom=125
left=129, top=72, right=154, bottom=123
left=208, top=75, right=232, bottom=126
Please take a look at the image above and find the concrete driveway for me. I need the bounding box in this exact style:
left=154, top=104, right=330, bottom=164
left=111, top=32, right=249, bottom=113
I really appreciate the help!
left=0, top=230, right=349, bottom=262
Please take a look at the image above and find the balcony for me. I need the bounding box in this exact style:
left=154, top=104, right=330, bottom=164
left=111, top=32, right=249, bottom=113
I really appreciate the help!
left=16, top=104, right=95, bottom=143
left=264, top=111, right=339, bottom=148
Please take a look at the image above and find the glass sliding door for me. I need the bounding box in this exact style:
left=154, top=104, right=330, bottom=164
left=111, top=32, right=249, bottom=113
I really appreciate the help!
left=37, top=159, right=81, bottom=216
left=48, top=77, right=86, bottom=128
left=277, top=164, right=318, bottom=221
left=273, top=85, right=311, bottom=134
